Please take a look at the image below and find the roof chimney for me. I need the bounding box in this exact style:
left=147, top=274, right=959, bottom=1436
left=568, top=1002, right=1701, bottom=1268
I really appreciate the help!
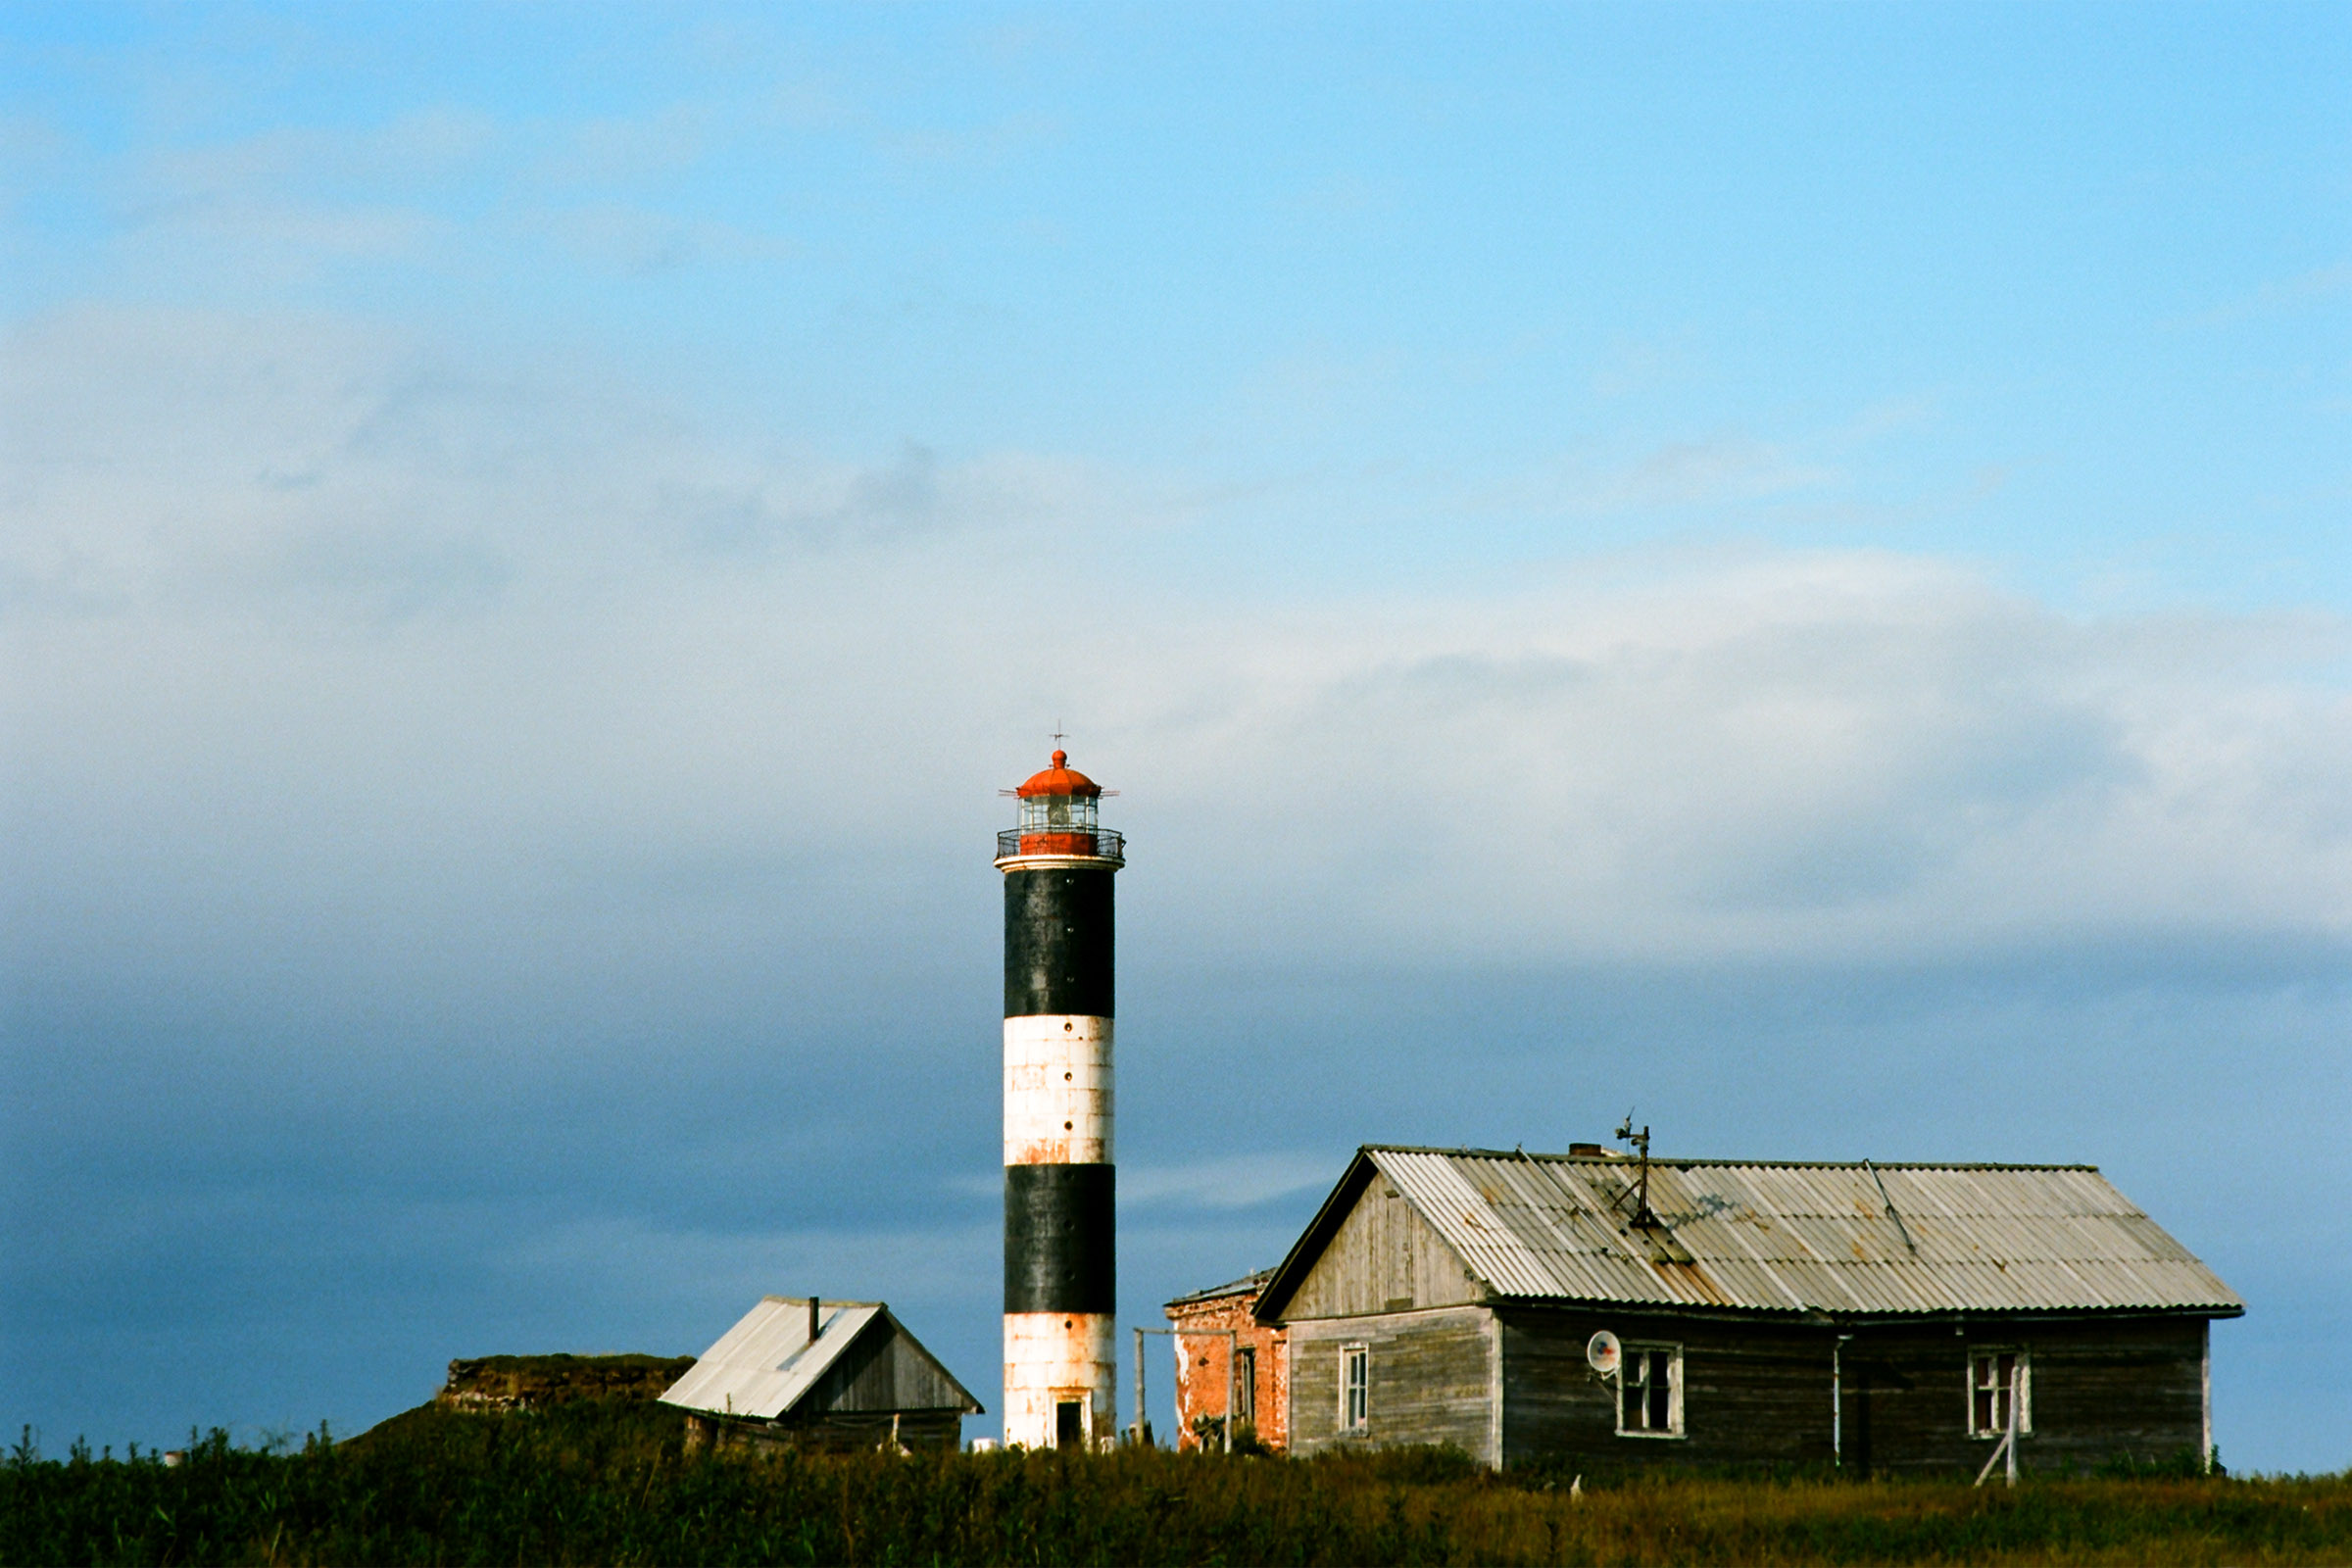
left=1569, top=1143, right=1605, bottom=1157
left=808, top=1296, right=820, bottom=1343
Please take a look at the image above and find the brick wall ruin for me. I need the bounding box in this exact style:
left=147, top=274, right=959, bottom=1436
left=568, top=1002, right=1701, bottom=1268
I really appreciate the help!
left=1165, top=1282, right=1288, bottom=1452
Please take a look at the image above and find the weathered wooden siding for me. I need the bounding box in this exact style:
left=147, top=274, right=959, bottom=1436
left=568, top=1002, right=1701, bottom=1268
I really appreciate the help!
left=1286, top=1305, right=1495, bottom=1465
left=691, top=1409, right=964, bottom=1455
left=1283, top=1175, right=1484, bottom=1319
left=810, top=1320, right=977, bottom=1414
left=1839, top=1316, right=2208, bottom=1477
left=1496, top=1309, right=2213, bottom=1476
left=1498, top=1307, right=1830, bottom=1472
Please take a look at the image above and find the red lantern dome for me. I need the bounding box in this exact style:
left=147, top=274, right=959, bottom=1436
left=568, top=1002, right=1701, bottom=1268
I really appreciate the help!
left=1015, top=750, right=1102, bottom=799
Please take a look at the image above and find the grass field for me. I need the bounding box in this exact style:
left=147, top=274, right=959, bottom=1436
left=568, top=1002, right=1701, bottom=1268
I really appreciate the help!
left=6, top=1400, right=2348, bottom=1566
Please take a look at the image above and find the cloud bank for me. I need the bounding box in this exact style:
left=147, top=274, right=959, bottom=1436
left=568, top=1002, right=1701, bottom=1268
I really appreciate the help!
left=9, top=306, right=2348, bottom=983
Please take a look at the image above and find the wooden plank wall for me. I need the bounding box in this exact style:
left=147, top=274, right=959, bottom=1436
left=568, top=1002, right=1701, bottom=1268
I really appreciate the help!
left=698, top=1409, right=964, bottom=1454
left=1499, top=1307, right=1831, bottom=1472
left=812, top=1321, right=977, bottom=1414
left=1284, top=1173, right=1485, bottom=1319
left=1848, top=1316, right=2208, bottom=1477
left=1287, top=1305, right=1495, bottom=1465
left=1497, top=1307, right=2211, bottom=1476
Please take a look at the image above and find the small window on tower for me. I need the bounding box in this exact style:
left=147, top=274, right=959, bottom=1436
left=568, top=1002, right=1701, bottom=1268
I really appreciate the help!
left=1616, top=1344, right=1684, bottom=1438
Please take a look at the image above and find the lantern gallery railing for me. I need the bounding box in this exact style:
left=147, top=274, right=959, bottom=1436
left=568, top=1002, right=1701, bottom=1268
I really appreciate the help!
left=997, top=827, right=1125, bottom=864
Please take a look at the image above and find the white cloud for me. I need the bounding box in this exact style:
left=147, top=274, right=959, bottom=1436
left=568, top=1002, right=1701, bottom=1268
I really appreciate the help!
left=1599, top=436, right=1836, bottom=506
left=1112, top=558, right=2352, bottom=959
left=532, top=204, right=801, bottom=276
left=5, top=306, right=2347, bottom=996
left=2170, top=262, right=2352, bottom=331
left=0, top=305, right=1068, bottom=619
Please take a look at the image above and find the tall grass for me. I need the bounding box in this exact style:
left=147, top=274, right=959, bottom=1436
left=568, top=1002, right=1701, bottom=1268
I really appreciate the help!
left=5, top=1401, right=2347, bottom=1566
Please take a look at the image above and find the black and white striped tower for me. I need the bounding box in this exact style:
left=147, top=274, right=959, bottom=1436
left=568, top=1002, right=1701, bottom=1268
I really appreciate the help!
left=996, top=749, right=1123, bottom=1450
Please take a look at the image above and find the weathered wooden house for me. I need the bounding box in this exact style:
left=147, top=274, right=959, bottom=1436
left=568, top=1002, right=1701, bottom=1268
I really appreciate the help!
left=660, top=1296, right=983, bottom=1453
left=1252, top=1146, right=2241, bottom=1475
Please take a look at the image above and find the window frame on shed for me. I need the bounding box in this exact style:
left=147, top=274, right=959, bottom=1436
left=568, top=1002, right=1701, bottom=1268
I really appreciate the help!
left=1966, top=1346, right=2033, bottom=1439
left=1615, top=1342, right=1685, bottom=1439
left=1340, top=1344, right=1369, bottom=1435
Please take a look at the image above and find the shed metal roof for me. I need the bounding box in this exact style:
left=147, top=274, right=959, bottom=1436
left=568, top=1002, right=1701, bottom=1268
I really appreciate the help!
left=660, top=1298, right=884, bottom=1420
left=1259, top=1148, right=2242, bottom=1321
left=661, top=1297, right=983, bottom=1421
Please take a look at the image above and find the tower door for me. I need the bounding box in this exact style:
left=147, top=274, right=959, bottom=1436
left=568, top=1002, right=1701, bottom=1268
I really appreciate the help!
left=1055, top=1397, right=1087, bottom=1449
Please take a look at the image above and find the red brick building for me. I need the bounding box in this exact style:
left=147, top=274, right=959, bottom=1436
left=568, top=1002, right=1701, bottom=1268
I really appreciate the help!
left=1163, top=1269, right=1287, bottom=1451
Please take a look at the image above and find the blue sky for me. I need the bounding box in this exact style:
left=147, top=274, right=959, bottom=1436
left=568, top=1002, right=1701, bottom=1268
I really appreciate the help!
left=3, top=3, right=2348, bottom=1470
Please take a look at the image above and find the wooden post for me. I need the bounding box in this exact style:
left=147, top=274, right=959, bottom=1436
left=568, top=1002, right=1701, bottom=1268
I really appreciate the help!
left=1973, top=1427, right=2011, bottom=1487
left=1132, top=1326, right=1145, bottom=1445
left=1832, top=1335, right=1849, bottom=1469
left=1973, top=1360, right=2023, bottom=1488
left=2005, top=1360, right=2020, bottom=1487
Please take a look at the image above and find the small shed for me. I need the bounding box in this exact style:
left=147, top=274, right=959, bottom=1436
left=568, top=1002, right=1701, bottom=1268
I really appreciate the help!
left=662, top=1296, right=983, bottom=1453
left=1255, top=1147, right=2242, bottom=1476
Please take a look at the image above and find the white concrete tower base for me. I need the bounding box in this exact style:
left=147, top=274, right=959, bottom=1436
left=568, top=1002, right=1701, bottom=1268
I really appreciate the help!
left=1003, top=1310, right=1118, bottom=1450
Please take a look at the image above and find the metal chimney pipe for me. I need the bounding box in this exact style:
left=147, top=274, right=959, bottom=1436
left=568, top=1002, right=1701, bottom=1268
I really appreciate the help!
left=808, top=1296, right=820, bottom=1344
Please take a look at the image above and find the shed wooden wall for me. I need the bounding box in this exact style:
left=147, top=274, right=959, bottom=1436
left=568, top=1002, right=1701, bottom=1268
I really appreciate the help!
left=688, top=1409, right=964, bottom=1455
left=1282, top=1173, right=1485, bottom=1319
left=1286, top=1305, right=1495, bottom=1465
left=1495, top=1308, right=2212, bottom=1477
left=808, top=1319, right=976, bottom=1415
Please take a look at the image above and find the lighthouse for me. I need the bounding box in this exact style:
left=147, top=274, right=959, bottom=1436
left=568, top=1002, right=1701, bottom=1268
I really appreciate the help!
left=997, top=750, right=1123, bottom=1449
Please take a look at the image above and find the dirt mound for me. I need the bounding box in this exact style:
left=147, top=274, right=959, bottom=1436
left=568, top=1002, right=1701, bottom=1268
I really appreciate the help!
left=434, top=1353, right=696, bottom=1412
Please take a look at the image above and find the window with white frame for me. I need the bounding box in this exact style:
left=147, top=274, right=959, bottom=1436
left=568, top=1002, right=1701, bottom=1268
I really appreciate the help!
left=1234, top=1347, right=1256, bottom=1424
left=1969, top=1348, right=2032, bottom=1438
left=1616, top=1343, right=1683, bottom=1437
left=1340, top=1345, right=1369, bottom=1434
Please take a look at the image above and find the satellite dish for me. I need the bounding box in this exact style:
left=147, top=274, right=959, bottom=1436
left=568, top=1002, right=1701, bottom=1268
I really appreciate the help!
left=1587, top=1330, right=1621, bottom=1376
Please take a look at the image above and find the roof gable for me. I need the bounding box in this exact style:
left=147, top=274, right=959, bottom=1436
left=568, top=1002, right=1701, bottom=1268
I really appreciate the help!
left=1281, top=1163, right=1485, bottom=1319
left=1258, top=1148, right=2241, bottom=1321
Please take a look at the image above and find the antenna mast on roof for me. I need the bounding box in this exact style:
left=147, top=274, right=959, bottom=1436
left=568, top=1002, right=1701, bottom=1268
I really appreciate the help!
left=1614, top=1112, right=1657, bottom=1229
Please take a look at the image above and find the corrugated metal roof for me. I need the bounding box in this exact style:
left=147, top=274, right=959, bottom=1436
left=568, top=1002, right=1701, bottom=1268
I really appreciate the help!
left=1362, top=1148, right=2240, bottom=1317
left=660, top=1298, right=884, bottom=1420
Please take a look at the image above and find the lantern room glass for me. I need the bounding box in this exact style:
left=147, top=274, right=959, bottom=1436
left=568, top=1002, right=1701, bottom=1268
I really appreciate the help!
left=1020, top=793, right=1100, bottom=834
